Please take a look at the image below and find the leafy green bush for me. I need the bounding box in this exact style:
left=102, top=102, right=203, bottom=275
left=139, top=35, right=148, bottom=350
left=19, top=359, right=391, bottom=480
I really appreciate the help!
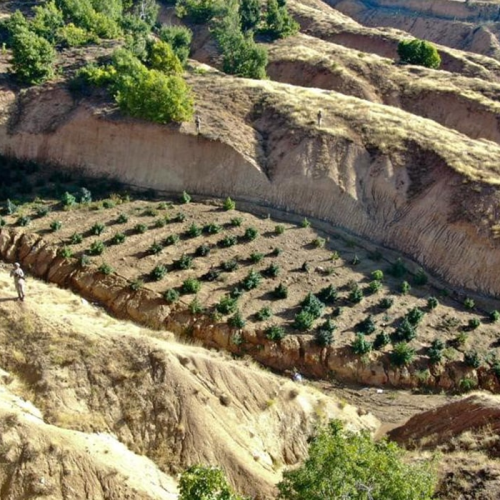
left=388, top=258, right=406, bottom=278
left=315, top=319, right=336, bottom=347
left=265, top=324, right=286, bottom=341
left=390, top=342, right=415, bottom=367
left=255, top=306, right=272, bottom=321
left=394, top=318, right=417, bottom=342
left=0, top=217, right=5, bottom=227
left=312, top=237, right=326, bottom=248
left=301, top=217, right=310, bottom=228
left=468, top=318, right=480, bottom=330
left=59, top=246, right=73, bottom=259
left=301, top=292, right=325, bottom=319
left=149, top=240, right=163, bottom=255
left=351, top=334, right=372, bottom=355
left=275, top=224, right=285, bottom=235
left=427, top=296, right=439, bottom=310
left=158, top=25, right=192, bottom=65
left=464, top=297, right=475, bottom=310
left=174, top=254, right=193, bottom=270
left=188, top=296, right=204, bottom=314
left=59, top=22, right=97, bottom=46
left=187, top=223, right=202, bottom=238
left=459, top=378, right=477, bottom=393
left=244, top=226, right=259, bottom=241
left=277, top=420, right=438, bottom=499
left=89, top=240, right=105, bottom=255
left=230, top=217, right=243, bottom=227
left=489, top=310, right=500, bottom=322
left=413, top=268, right=428, bottom=286
left=371, top=269, right=384, bottom=281
left=134, top=223, right=147, bottom=234
left=398, top=38, right=441, bottom=69
left=367, top=280, right=383, bottom=294
left=163, top=288, right=180, bottom=304
left=164, top=234, right=180, bottom=246
left=400, top=281, right=411, bottom=295
left=17, top=215, right=31, bottom=227
left=250, top=252, right=264, bottom=263
left=182, top=277, right=201, bottom=294
left=146, top=40, right=183, bottom=75
left=294, top=310, right=315, bottom=331
left=373, top=331, right=391, bottom=350
left=176, top=0, right=223, bottom=24
left=272, top=247, right=283, bottom=256
left=196, top=244, right=211, bottom=257
left=348, top=286, right=364, bottom=304
left=241, top=269, right=262, bottom=290
left=273, top=283, right=288, bottom=299
left=62, top=191, right=77, bottom=208
left=111, top=232, right=126, bottom=245
left=216, top=295, right=239, bottom=315
left=98, top=263, right=113, bottom=275
left=117, top=213, right=129, bottom=224
left=151, top=264, right=168, bottom=281
left=464, top=350, right=481, bottom=369
left=428, top=340, right=444, bottom=364
left=36, top=205, right=50, bottom=218
left=11, top=25, right=56, bottom=84
left=70, top=232, right=83, bottom=244
left=229, top=310, right=246, bottom=328
left=130, top=278, right=144, bottom=291
left=263, top=0, right=299, bottom=39
left=222, top=259, right=239, bottom=272
left=240, top=0, right=261, bottom=31
left=378, top=297, right=394, bottom=309
left=31, top=0, right=64, bottom=43
left=264, top=262, right=280, bottom=278
left=223, top=197, right=236, bottom=210
left=203, top=223, right=222, bottom=234
left=219, top=235, right=238, bottom=247
left=316, top=284, right=337, bottom=305
left=175, top=212, right=186, bottom=222
left=355, top=315, right=376, bottom=335
left=154, top=217, right=167, bottom=228
left=406, top=307, right=425, bottom=326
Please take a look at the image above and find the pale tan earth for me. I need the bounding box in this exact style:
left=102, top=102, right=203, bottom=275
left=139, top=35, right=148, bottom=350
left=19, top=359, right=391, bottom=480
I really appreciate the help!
left=0, top=266, right=379, bottom=499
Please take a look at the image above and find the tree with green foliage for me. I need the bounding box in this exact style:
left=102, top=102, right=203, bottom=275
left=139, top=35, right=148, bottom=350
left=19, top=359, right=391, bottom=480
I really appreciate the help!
left=176, top=0, right=223, bottom=23
left=11, top=27, right=56, bottom=84
left=397, top=38, right=441, bottom=69
left=239, top=0, right=261, bottom=31
left=158, top=25, right=192, bottom=65
left=31, top=0, right=65, bottom=43
left=147, top=40, right=183, bottom=74
left=278, top=420, right=437, bottom=500
left=263, top=0, right=299, bottom=39
left=179, top=464, right=246, bottom=500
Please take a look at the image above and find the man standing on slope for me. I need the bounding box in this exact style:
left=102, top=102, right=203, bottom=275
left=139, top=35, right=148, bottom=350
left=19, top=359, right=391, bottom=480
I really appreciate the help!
left=10, top=263, right=26, bottom=302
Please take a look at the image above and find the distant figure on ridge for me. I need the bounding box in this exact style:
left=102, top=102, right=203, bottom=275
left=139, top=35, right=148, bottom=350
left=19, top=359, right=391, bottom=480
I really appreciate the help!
left=10, top=262, right=26, bottom=302
left=195, top=114, right=201, bottom=134
left=317, top=109, right=323, bottom=127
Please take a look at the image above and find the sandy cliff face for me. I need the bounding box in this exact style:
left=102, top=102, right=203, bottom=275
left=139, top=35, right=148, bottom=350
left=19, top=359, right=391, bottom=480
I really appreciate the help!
left=1, top=74, right=500, bottom=296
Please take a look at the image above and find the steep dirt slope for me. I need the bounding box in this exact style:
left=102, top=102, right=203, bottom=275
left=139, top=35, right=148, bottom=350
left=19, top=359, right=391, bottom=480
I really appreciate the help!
left=2, top=71, right=500, bottom=298
left=328, top=0, right=500, bottom=60
left=289, top=0, right=500, bottom=81
left=0, top=266, right=378, bottom=498
left=266, top=32, right=500, bottom=143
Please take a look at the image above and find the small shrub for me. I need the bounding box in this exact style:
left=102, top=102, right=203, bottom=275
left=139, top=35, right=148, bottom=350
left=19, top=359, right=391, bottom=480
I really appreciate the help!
left=70, top=232, right=83, bottom=245
left=79, top=254, right=91, bottom=267
left=134, top=223, right=147, bottom=234
left=36, top=205, right=50, bottom=217
left=130, top=279, right=144, bottom=291
left=6, top=199, right=18, bottom=215
left=302, top=261, right=311, bottom=273
left=230, top=217, right=243, bottom=227
left=428, top=340, right=444, bottom=364
left=301, top=292, right=325, bottom=319
left=468, top=318, right=481, bottom=330
left=149, top=240, right=163, bottom=255
left=317, top=284, right=338, bottom=305
left=273, top=283, right=288, bottom=299
left=406, top=307, right=425, bottom=326
left=102, top=199, right=116, bottom=209
left=255, top=306, right=272, bottom=321
left=332, top=307, right=343, bottom=317
left=59, top=246, right=73, bottom=259
left=176, top=254, right=194, bottom=270
left=400, top=281, right=411, bottom=295
left=111, top=232, right=126, bottom=245
left=144, top=207, right=158, bottom=217
left=180, top=191, right=191, bottom=204
left=163, top=288, right=180, bottom=304
left=373, top=332, right=390, bottom=350
left=301, top=218, right=311, bottom=228
left=351, top=334, right=372, bottom=355
left=367, top=280, right=382, bottom=294
left=17, top=215, right=31, bottom=227
left=356, top=315, right=376, bottom=335
left=219, top=235, right=238, bottom=247
left=182, top=277, right=201, bottom=294
left=223, top=197, right=236, bottom=211
left=91, top=222, right=105, bottom=235
left=250, top=252, right=264, bottom=263
left=351, top=254, right=361, bottom=266
left=394, top=318, right=417, bottom=342
left=271, top=247, right=283, bottom=257
left=294, top=310, right=316, bottom=331
left=89, top=240, right=105, bottom=255
left=98, top=263, right=113, bottom=275
left=151, top=264, right=168, bottom=281
left=378, top=297, right=394, bottom=309
left=164, top=234, right=180, bottom=246
left=459, top=378, right=477, bottom=392
left=154, top=217, right=167, bottom=228
left=275, top=224, right=285, bottom=235
left=62, top=191, right=77, bottom=208
left=203, top=223, right=222, bottom=234
left=348, top=286, right=364, bottom=304
left=222, top=259, right=239, bottom=272
left=454, top=332, right=469, bottom=347
left=312, top=237, right=326, bottom=248
left=413, top=268, right=428, bottom=286
left=230, top=287, right=244, bottom=299
left=202, top=268, right=221, bottom=282
left=264, top=263, right=280, bottom=278
left=371, top=270, right=384, bottom=281
left=489, top=310, right=500, bottom=322
left=79, top=187, right=92, bottom=204
left=196, top=244, right=211, bottom=257
left=427, top=296, right=439, bottom=310
left=390, top=342, right=415, bottom=367
left=389, top=258, right=406, bottom=278
left=464, top=298, right=475, bottom=310
left=229, top=310, right=246, bottom=328
left=188, top=297, right=204, bottom=314
left=117, top=213, right=129, bottom=224
left=265, top=325, right=286, bottom=341
left=0, top=217, right=6, bottom=227
left=315, top=319, right=336, bottom=347
left=216, top=295, right=239, bottom=315
left=464, top=350, right=481, bottom=369
left=175, top=212, right=186, bottom=222
left=241, top=269, right=262, bottom=291
left=244, top=227, right=259, bottom=241
left=187, top=223, right=202, bottom=238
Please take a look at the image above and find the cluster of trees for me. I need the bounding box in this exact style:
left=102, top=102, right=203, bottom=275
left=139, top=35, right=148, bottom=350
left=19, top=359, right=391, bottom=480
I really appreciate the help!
left=179, top=420, right=438, bottom=499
